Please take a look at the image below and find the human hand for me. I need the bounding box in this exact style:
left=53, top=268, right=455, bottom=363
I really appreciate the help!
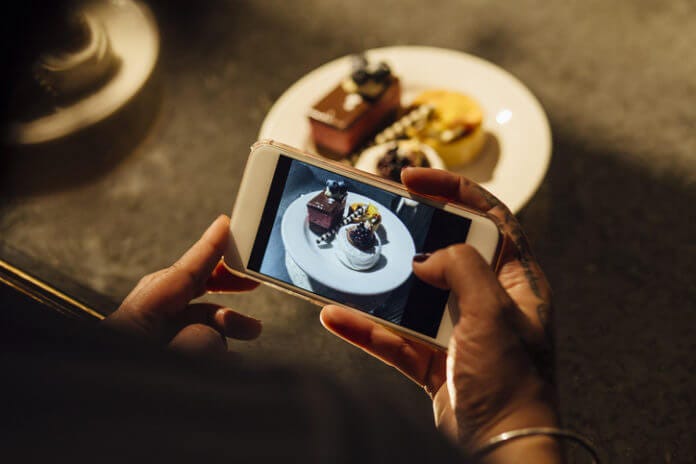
left=320, top=168, right=558, bottom=458
left=104, top=215, right=261, bottom=356
left=400, top=167, right=554, bottom=359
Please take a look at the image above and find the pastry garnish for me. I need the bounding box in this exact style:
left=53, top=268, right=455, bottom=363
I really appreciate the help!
left=316, top=202, right=383, bottom=245
left=348, top=203, right=381, bottom=229
left=373, top=104, right=433, bottom=145
left=341, top=54, right=393, bottom=100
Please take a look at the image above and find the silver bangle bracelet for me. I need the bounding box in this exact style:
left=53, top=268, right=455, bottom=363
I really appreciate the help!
left=471, top=427, right=600, bottom=463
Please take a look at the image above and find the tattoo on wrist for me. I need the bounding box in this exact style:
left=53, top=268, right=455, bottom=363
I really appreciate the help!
left=475, top=181, right=556, bottom=385
left=536, top=303, right=550, bottom=328
left=535, top=303, right=556, bottom=384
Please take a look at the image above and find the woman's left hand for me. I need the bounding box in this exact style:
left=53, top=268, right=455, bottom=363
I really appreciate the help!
left=104, top=215, right=261, bottom=355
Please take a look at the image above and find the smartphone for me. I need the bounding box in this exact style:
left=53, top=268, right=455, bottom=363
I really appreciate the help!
left=224, top=140, right=502, bottom=349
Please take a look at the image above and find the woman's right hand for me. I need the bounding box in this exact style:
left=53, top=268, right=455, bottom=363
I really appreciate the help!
left=321, top=168, right=560, bottom=461
left=415, top=243, right=560, bottom=461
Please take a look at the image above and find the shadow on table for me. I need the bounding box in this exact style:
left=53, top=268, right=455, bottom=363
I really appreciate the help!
left=522, top=127, right=696, bottom=463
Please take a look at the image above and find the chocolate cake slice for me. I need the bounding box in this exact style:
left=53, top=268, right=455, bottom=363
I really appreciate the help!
left=306, top=180, right=347, bottom=232
left=308, top=56, right=401, bottom=158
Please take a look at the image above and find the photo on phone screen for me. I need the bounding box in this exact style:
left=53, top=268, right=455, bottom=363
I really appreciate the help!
left=247, top=156, right=473, bottom=338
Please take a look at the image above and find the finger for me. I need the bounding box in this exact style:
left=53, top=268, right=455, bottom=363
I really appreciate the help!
left=401, top=167, right=499, bottom=213
left=181, top=303, right=262, bottom=341
left=168, top=323, right=228, bottom=356
left=119, top=215, right=230, bottom=324
left=320, top=305, right=445, bottom=391
left=412, top=244, right=511, bottom=321
left=401, top=167, right=536, bottom=258
left=130, top=269, right=167, bottom=294
left=403, top=168, right=551, bottom=340
left=170, top=214, right=231, bottom=299
left=414, top=244, right=544, bottom=348
left=401, top=167, right=519, bottom=247
left=401, top=167, right=539, bottom=264
left=205, top=261, right=260, bottom=293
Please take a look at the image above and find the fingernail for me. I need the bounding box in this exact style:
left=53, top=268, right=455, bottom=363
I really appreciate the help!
left=220, top=310, right=263, bottom=341
left=222, top=308, right=262, bottom=324
left=413, top=252, right=432, bottom=263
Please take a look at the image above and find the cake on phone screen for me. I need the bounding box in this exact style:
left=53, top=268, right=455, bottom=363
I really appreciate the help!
left=247, top=156, right=473, bottom=338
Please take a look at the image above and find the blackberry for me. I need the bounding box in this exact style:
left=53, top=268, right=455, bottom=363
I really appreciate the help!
left=377, top=148, right=411, bottom=182
left=351, top=69, right=369, bottom=85
left=372, top=62, right=391, bottom=82
left=377, top=145, right=431, bottom=182
left=348, top=223, right=375, bottom=251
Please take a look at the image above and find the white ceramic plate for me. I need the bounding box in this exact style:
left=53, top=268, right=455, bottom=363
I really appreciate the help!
left=260, top=46, right=552, bottom=213
left=280, top=192, right=415, bottom=295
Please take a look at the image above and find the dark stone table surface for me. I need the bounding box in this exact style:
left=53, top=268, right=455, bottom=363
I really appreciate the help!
left=2, top=1, right=695, bottom=462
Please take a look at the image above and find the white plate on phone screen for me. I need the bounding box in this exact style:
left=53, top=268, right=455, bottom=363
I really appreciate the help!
left=259, top=46, right=552, bottom=214
left=280, top=192, right=415, bottom=295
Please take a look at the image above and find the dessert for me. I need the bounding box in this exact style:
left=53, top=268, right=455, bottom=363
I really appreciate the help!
left=347, top=202, right=381, bottom=228
left=377, top=140, right=431, bottom=182
left=373, top=105, right=433, bottom=146
left=308, top=55, right=401, bottom=158
left=306, top=180, right=347, bottom=233
left=315, top=202, right=381, bottom=245
left=335, top=221, right=382, bottom=271
left=348, top=222, right=377, bottom=250
left=409, top=90, right=486, bottom=167
left=354, top=140, right=445, bottom=182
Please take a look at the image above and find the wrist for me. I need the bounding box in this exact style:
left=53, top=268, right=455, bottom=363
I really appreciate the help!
left=469, top=381, right=562, bottom=463
left=473, top=400, right=562, bottom=464
left=477, top=396, right=559, bottom=442
left=479, top=434, right=562, bottom=464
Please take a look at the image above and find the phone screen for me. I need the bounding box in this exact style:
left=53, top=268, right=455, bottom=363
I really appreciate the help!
left=247, top=155, right=473, bottom=338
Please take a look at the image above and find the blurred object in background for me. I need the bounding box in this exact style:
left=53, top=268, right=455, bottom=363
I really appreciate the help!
left=31, top=9, right=121, bottom=115
left=1, top=0, right=161, bottom=196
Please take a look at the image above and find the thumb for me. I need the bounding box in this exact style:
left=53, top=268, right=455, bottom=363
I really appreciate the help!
left=412, top=244, right=512, bottom=324
left=414, top=244, right=544, bottom=449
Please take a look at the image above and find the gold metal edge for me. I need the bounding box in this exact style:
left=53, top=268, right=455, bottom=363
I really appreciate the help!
left=0, top=259, right=105, bottom=320
left=0, top=274, right=74, bottom=317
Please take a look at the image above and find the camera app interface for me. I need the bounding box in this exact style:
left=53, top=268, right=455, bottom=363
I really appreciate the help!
left=248, top=156, right=473, bottom=338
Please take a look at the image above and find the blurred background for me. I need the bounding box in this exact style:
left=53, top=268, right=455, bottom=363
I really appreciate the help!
left=1, top=1, right=694, bottom=462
